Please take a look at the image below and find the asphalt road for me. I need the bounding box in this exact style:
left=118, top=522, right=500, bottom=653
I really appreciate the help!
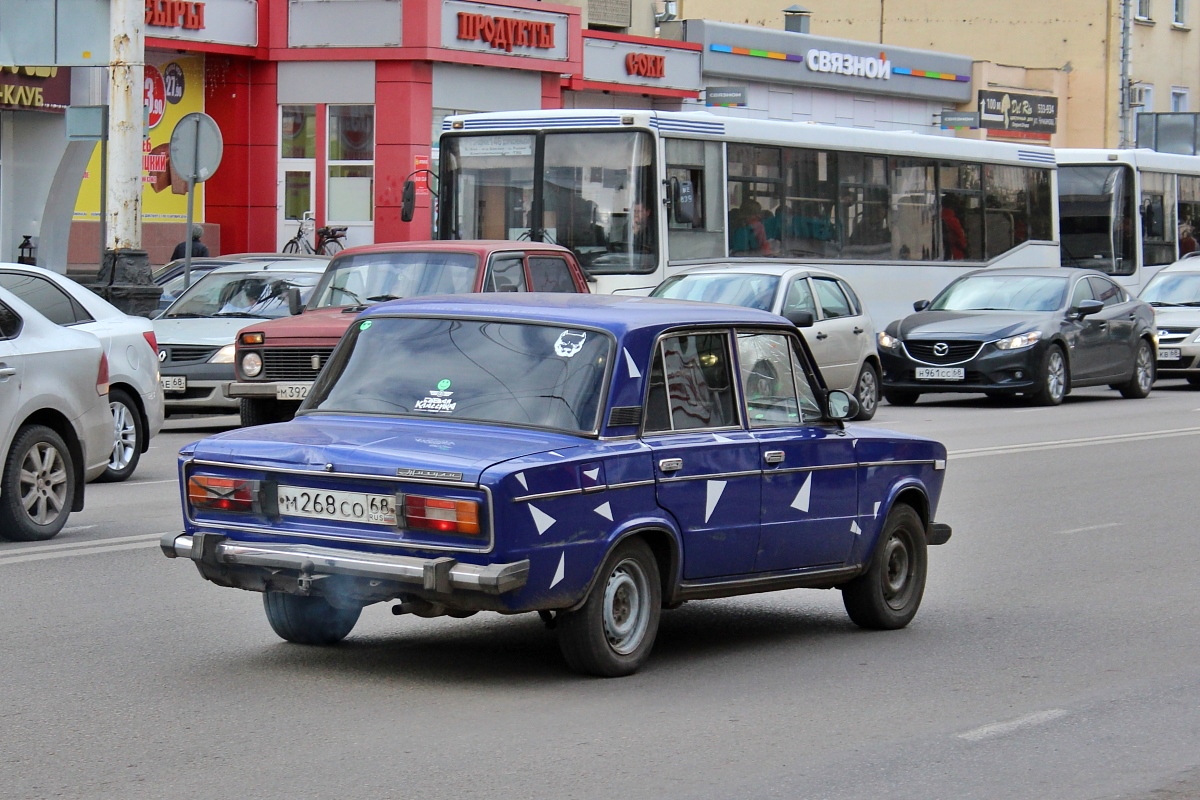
left=2, top=384, right=1199, bottom=800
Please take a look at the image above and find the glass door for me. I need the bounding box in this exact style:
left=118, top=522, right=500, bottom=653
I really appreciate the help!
left=278, top=105, right=317, bottom=251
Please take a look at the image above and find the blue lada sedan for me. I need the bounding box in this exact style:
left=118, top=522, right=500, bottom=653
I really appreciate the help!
left=162, top=294, right=952, bottom=676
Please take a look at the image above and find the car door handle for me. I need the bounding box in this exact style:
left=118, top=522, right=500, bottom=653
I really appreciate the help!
left=764, top=450, right=785, bottom=464
left=815, top=331, right=828, bottom=340
left=658, top=458, right=683, bottom=473
left=853, top=327, right=864, bottom=334
left=0, top=365, right=15, bottom=379
left=1128, top=313, right=1138, bottom=320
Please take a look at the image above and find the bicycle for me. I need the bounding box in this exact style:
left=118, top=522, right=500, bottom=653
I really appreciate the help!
left=282, top=212, right=348, bottom=255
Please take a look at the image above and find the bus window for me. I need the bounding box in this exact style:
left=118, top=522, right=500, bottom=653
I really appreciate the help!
left=666, top=138, right=725, bottom=261
left=1058, top=164, right=1137, bottom=275
left=443, top=134, right=535, bottom=241
left=1179, top=175, right=1200, bottom=257
left=1140, top=172, right=1177, bottom=266
left=781, top=148, right=840, bottom=259
left=727, top=145, right=783, bottom=256
left=939, top=163, right=984, bottom=261
left=891, top=158, right=937, bottom=261
left=839, top=154, right=890, bottom=259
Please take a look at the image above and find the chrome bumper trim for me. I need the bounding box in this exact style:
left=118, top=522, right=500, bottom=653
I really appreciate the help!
left=161, top=533, right=528, bottom=595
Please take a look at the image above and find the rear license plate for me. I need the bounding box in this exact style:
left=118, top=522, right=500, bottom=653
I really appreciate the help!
left=1158, top=348, right=1182, bottom=361
left=160, top=376, right=186, bottom=392
left=275, top=383, right=311, bottom=401
left=914, top=367, right=965, bottom=380
left=277, top=486, right=397, bottom=526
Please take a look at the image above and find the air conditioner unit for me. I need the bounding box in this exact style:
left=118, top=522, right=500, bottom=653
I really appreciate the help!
left=1130, top=85, right=1148, bottom=107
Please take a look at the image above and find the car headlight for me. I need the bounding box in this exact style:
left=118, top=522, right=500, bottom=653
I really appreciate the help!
left=241, top=351, right=263, bottom=378
left=209, top=344, right=236, bottom=364
left=878, top=331, right=900, bottom=350
left=1192, top=330, right=1200, bottom=343
left=994, top=331, right=1043, bottom=350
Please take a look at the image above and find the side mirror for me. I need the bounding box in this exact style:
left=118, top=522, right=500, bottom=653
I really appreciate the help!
left=826, top=389, right=859, bottom=421
left=913, top=299, right=930, bottom=312
left=785, top=310, right=814, bottom=328
left=400, top=180, right=416, bottom=223
left=286, top=287, right=303, bottom=316
left=1075, top=298, right=1104, bottom=318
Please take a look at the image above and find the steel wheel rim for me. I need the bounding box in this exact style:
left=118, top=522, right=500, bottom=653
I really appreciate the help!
left=18, top=442, right=68, bottom=526
left=881, top=532, right=916, bottom=611
left=602, top=557, right=651, bottom=655
left=1136, top=344, right=1153, bottom=392
left=109, top=400, right=137, bottom=471
left=1047, top=351, right=1065, bottom=401
left=857, top=369, right=878, bottom=415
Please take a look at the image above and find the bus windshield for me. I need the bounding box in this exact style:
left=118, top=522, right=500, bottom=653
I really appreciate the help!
left=441, top=131, right=658, bottom=275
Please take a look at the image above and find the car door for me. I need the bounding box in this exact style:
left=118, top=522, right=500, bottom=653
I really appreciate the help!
left=1089, top=276, right=1138, bottom=377
left=737, top=330, right=859, bottom=571
left=643, top=330, right=762, bottom=579
left=0, top=299, right=25, bottom=452
left=808, top=276, right=862, bottom=390
left=1065, top=276, right=1105, bottom=380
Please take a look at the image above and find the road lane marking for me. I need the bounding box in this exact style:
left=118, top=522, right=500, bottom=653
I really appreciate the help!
left=957, top=709, right=1069, bottom=742
left=59, top=525, right=97, bottom=534
left=949, top=426, right=1200, bottom=459
left=0, top=541, right=162, bottom=566
left=0, top=532, right=167, bottom=566
left=1059, top=522, right=1121, bottom=534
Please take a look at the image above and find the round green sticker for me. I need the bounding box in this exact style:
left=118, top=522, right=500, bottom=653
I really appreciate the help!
left=437, top=379, right=451, bottom=391
left=359, top=320, right=373, bottom=330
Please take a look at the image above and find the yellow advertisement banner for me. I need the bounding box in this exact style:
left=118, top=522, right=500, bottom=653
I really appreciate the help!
left=73, top=53, right=206, bottom=223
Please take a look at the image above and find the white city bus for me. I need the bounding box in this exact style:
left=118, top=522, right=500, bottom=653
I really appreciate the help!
left=436, top=109, right=1059, bottom=326
left=1057, top=148, right=1200, bottom=296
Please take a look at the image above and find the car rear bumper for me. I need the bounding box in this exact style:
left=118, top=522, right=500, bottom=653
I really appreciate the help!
left=162, top=532, right=530, bottom=600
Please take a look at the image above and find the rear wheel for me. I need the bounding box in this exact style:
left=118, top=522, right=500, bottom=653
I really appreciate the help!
left=263, top=592, right=360, bottom=645
left=852, top=362, right=880, bottom=420
left=320, top=239, right=344, bottom=256
left=557, top=538, right=661, bottom=677
left=282, top=239, right=301, bottom=254
left=1030, top=345, right=1067, bottom=406
left=1119, top=339, right=1155, bottom=399
left=0, top=425, right=76, bottom=542
left=97, top=388, right=142, bottom=482
left=842, top=504, right=927, bottom=630
left=240, top=397, right=291, bottom=427
left=882, top=389, right=920, bottom=406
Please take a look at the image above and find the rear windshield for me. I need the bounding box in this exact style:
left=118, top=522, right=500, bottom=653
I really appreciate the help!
left=164, top=270, right=321, bottom=319
left=308, top=252, right=479, bottom=310
left=306, top=317, right=612, bottom=434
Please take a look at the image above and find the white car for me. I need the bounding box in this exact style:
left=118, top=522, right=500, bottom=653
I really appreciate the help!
left=1141, top=256, right=1200, bottom=384
left=0, top=287, right=114, bottom=541
left=0, top=264, right=164, bottom=481
left=153, top=258, right=329, bottom=415
left=651, top=262, right=881, bottom=420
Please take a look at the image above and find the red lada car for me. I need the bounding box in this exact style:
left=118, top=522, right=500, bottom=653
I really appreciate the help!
left=227, top=241, right=591, bottom=426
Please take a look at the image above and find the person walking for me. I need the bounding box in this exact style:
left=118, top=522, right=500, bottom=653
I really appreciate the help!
left=171, top=224, right=210, bottom=260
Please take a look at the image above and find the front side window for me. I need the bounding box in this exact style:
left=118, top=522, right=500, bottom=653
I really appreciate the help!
left=812, top=277, right=854, bottom=319
left=1069, top=277, right=1095, bottom=309
left=644, top=333, right=737, bottom=433
left=782, top=278, right=816, bottom=317
left=308, top=318, right=612, bottom=434
left=0, top=273, right=86, bottom=325
left=736, top=332, right=820, bottom=426
left=527, top=257, right=577, bottom=293
left=309, top=251, right=479, bottom=309
left=486, top=256, right=527, bottom=292
left=166, top=270, right=322, bottom=319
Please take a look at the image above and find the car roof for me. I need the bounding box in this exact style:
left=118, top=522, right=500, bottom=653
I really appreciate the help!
left=964, top=267, right=1104, bottom=280
left=207, top=259, right=330, bottom=275
left=334, top=240, right=576, bottom=259
left=362, top=292, right=788, bottom=336
left=667, top=261, right=850, bottom=279
left=1156, top=257, right=1200, bottom=273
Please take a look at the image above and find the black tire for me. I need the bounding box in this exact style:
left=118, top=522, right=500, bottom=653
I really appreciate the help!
left=1030, top=344, right=1067, bottom=406
left=262, top=591, right=361, bottom=645
left=1119, top=339, right=1155, bottom=399
left=320, top=239, right=344, bottom=256
left=882, top=389, right=920, bottom=406
left=557, top=538, right=662, bottom=677
left=282, top=239, right=301, bottom=254
left=842, top=504, right=928, bottom=630
left=240, top=397, right=290, bottom=427
left=96, top=388, right=142, bottom=483
left=0, top=425, right=76, bottom=542
left=1188, top=375, right=1200, bottom=387
left=852, top=362, right=880, bottom=420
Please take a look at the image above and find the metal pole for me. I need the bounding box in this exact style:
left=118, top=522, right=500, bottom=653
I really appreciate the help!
left=98, top=135, right=108, bottom=282
left=1119, top=0, right=1132, bottom=147
left=183, top=114, right=201, bottom=290
left=107, top=0, right=144, bottom=252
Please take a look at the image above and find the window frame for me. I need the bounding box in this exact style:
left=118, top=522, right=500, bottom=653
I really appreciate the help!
left=640, top=328, right=744, bottom=437
left=483, top=252, right=529, bottom=293
left=0, top=299, right=23, bottom=340
left=0, top=271, right=92, bottom=326
left=810, top=275, right=857, bottom=320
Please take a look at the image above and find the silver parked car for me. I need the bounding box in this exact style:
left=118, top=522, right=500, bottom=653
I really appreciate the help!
left=1141, top=257, right=1200, bottom=384
left=0, top=264, right=165, bottom=481
left=0, top=287, right=114, bottom=541
left=651, top=263, right=881, bottom=419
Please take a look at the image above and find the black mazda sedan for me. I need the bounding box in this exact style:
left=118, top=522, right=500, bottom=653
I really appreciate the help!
left=878, top=268, right=1156, bottom=406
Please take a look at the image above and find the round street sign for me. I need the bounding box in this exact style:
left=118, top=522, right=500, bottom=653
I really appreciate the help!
left=169, top=112, right=223, bottom=183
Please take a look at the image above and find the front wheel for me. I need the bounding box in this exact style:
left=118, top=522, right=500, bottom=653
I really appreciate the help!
left=1030, top=345, right=1067, bottom=406
left=882, top=389, right=920, bottom=406
left=240, top=397, right=292, bottom=427
left=320, top=239, right=344, bottom=256
left=97, top=388, right=143, bottom=482
left=557, top=538, right=662, bottom=677
left=281, top=238, right=301, bottom=254
left=0, top=425, right=76, bottom=542
left=263, top=592, right=361, bottom=644
left=852, top=362, right=880, bottom=420
left=842, top=504, right=928, bottom=630
left=1119, top=339, right=1154, bottom=399
left=1188, top=375, right=1200, bottom=387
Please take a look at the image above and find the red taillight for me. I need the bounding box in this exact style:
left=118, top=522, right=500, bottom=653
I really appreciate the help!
left=403, top=494, right=481, bottom=535
left=142, top=330, right=158, bottom=356
left=188, top=475, right=259, bottom=513
left=96, top=353, right=109, bottom=396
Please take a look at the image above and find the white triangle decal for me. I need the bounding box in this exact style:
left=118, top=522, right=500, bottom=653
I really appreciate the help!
left=705, top=480, right=727, bottom=523
left=594, top=501, right=613, bottom=520
left=790, top=473, right=812, bottom=513
left=529, top=505, right=556, bottom=535
left=712, top=434, right=736, bottom=443
left=873, top=502, right=880, bottom=517
left=850, top=520, right=862, bottom=536
left=550, top=552, right=565, bottom=588
left=623, top=348, right=642, bottom=379
left=583, top=468, right=599, bottom=481
left=515, top=472, right=528, bottom=490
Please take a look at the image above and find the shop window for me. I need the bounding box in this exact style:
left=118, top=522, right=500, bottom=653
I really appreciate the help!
left=666, top=138, right=725, bottom=261
left=327, top=105, right=375, bottom=223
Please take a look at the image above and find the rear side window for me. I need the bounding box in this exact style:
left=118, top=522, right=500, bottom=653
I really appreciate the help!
left=0, top=272, right=90, bottom=325
left=0, top=300, right=21, bottom=339
left=812, top=277, right=854, bottom=319
left=528, top=257, right=579, bottom=292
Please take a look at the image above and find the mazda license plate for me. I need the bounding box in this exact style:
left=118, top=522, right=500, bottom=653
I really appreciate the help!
left=277, top=486, right=397, bottom=526
left=1158, top=348, right=1182, bottom=361
left=276, top=383, right=311, bottom=401
left=914, top=367, right=965, bottom=380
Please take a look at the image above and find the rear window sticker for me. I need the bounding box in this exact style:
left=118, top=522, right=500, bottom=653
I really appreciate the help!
left=555, top=330, right=587, bottom=358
